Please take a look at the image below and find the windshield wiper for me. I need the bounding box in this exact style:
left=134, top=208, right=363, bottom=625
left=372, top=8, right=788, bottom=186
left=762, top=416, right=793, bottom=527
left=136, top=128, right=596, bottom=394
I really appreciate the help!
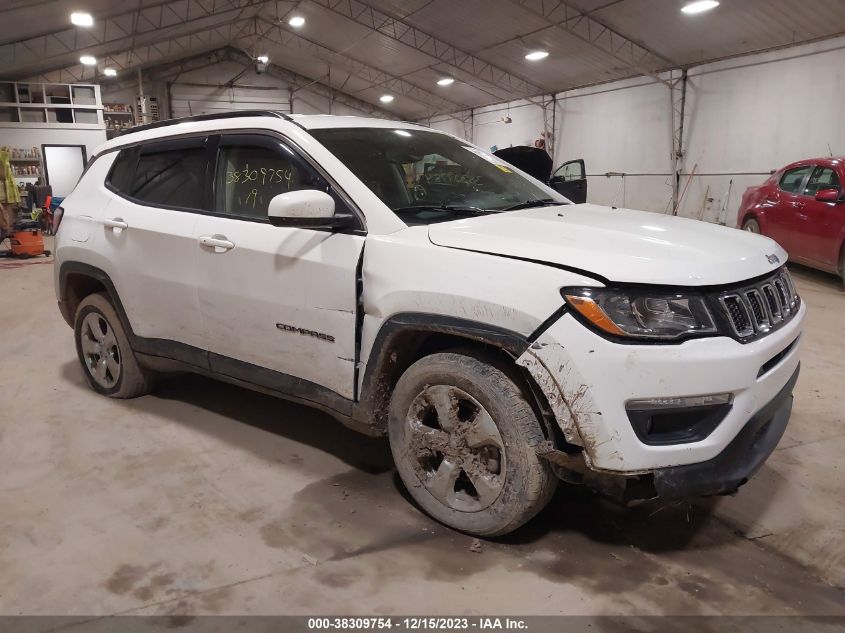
left=393, top=204, right=490, bottom=215
left=499, top=198, right=563, bottom=211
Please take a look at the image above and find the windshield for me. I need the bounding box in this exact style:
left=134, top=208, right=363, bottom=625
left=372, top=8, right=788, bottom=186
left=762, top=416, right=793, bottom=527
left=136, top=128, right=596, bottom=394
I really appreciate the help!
left=309, top=127, right=569, bottom=225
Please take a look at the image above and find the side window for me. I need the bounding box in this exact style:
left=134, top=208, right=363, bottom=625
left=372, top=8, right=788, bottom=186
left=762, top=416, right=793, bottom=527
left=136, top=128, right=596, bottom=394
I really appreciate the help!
left=105, top=148, right=137, bottom=193
left=214, top=135, right=326, bottom=219
left=554, top=159, right=585, bottom=181
left=778, top=165, right=813, bottom=194
left=127, top=139, right=207, bottom=209
left=804, top=166, right=841, bottom=196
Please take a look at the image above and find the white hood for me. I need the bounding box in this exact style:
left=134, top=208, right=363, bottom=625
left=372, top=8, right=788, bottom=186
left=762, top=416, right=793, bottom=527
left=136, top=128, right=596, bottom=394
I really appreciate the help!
left=427, top=204, right=786, bottom=286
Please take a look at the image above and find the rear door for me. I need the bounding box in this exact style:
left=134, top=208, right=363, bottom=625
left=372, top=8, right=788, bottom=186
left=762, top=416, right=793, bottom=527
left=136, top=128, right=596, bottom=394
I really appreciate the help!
left=550, top=159, right=587, bottom=203
left=767, top=164, right=813, bottom=254
left=193, top=132, right=364, bottom=401
left=798, top=165, right=843, bottom=268
left=94, top=138, right=209, bottom=360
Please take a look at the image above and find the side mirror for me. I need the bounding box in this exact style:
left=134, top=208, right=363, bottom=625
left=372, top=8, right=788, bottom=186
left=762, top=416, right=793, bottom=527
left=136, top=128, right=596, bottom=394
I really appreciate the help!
left=267, top=190, right=354, bottom=229
left=815, top=188, right=841, bottom=203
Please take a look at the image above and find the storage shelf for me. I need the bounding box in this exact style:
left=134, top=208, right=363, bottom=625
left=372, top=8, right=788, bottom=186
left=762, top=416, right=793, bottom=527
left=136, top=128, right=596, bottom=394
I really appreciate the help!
left=9, top=157, right=41, bottom=162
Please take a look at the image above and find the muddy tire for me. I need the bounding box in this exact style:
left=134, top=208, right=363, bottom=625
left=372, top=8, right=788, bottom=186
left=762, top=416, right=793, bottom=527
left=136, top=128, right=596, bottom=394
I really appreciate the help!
left=388, top=352, right=557, bottom=537
left=742, top=217, right=760, bottom=234
left=74, top=292, right=155, bottom=398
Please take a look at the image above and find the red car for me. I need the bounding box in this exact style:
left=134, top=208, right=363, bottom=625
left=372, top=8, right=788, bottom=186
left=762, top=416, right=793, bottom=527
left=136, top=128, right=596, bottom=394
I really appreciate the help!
left=738, top=157, right=845, bottom=284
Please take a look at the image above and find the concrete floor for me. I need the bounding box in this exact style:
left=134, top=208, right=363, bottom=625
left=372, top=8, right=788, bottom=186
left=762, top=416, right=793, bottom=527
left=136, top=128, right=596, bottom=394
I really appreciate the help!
left=1, top=243, right=844, bottom=616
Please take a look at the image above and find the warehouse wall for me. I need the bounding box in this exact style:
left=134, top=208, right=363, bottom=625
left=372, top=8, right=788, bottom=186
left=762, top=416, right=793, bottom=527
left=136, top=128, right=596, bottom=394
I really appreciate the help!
left=428, top=35, right=845, bottom=227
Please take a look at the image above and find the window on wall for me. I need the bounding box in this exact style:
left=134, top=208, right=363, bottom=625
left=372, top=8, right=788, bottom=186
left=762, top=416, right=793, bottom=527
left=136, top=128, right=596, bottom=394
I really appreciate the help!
left=126, top=139, right=207, bottom=209
left=804, top=166, right=841, bottom=196
left=214, top=135, right=325, bottom=220
left=778, top=165, right=813, bottom=194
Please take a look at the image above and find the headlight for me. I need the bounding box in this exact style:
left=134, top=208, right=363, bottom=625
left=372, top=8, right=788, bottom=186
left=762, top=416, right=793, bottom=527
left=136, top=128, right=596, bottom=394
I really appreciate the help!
left=563, top=287, right=717, bottom=341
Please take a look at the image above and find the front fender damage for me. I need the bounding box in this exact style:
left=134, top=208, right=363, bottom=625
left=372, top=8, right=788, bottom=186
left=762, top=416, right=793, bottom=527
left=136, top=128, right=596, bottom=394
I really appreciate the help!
left=516, top=336, right=626, bottom=472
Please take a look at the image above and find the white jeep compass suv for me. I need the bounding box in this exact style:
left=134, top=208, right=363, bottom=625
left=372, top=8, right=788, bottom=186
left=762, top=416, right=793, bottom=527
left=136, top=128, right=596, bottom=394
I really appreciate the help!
left=54, top=111, right=804, bottom=536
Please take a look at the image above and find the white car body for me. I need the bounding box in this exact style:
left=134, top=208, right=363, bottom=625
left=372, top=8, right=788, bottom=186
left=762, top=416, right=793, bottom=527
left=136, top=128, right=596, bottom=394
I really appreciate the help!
left=54, top=112, right=804, bottom=506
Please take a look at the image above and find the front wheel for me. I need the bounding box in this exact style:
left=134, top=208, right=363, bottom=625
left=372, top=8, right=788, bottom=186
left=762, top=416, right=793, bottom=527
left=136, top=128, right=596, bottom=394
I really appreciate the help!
left=742, top=217, right=761, bottom=234
left=388, top=352, right=557, bottom=537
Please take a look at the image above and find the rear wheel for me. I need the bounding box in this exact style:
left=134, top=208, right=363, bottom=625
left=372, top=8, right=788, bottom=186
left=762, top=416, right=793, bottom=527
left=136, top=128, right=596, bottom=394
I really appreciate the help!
left=388, top=352, right=557, bottom=537
left=742, top=217, right=760, bottom=234
left=840, top=249, right=845, bottom=288
left=74, top=293, right=155, bottom=398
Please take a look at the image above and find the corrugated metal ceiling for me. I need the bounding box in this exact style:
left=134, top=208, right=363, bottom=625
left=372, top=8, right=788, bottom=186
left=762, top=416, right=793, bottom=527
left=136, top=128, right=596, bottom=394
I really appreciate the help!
left=3, top=0, right=845, bottom=117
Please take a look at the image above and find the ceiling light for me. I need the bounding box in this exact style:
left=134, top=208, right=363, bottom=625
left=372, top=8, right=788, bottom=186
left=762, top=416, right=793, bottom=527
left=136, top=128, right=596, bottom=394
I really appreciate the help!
left=681, top=0, right=719, bottom=14
left=256, top=55, right=269, bottom=63
left=379, top=94, right=394, bottom=103
left=525, top=50, right=549, bottom=61
left=70, top=12, right=93, bottom=26
left=79, top=55, right=96, bottom=66
left=288, top=15, right=305, bottom=27
left=437, top=77, right=455, bottom=86
left=394, top=130, right=411, bottom=137
left=103, top=68, right=117, bottom=77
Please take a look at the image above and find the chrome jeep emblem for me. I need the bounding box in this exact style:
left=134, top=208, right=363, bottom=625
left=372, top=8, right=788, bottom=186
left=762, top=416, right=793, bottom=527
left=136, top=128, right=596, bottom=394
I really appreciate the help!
left=766, top=253, right=780, bottom=265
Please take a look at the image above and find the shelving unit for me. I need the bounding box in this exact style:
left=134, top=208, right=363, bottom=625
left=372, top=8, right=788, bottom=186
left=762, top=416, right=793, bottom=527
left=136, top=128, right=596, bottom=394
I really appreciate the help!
left=0, top=81, right=104, bottom=128
left=103, top=103, right=135, bottom=139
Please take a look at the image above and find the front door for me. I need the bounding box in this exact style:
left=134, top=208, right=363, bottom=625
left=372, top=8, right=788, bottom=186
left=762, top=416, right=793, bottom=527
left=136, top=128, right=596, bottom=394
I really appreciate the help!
left=550, top=159, right=587, bottom=203
left=798, top=165, right=844, bottom=268
left=767, top=164, right=813, bottom=254
left=194, top=133, right=364, bottom=401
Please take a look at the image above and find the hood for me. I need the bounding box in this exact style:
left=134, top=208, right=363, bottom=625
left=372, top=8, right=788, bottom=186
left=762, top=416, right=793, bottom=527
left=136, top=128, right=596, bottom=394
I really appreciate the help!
left=427, top=204, right=787, bottom=286
left=492, top=146, right=553, bottom=181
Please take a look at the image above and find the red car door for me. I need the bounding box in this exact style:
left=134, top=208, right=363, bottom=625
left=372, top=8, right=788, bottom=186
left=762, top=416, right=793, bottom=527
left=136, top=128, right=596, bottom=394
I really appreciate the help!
left=767, top=164, right=813, bottom=254
left=798, top=164, right=844, bottom=270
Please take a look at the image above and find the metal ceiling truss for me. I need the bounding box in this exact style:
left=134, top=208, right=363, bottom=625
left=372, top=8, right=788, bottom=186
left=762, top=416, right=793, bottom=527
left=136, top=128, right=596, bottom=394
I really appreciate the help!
left=102, top=47, right=234, bottom=92
left=2, top=0, right=275, bottom=80
left=511, top=0, right=677, bottom=86
left=248, top=17, right=468, bottom=116
left=224, top=47, right=399, bottom=117
left=32, top=20, right=256, bottom=83
left=307, top=0, right=545, bottom=101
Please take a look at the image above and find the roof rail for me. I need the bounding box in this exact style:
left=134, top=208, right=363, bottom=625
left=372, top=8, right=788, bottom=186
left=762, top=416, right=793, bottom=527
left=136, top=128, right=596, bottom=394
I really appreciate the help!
left=121, top=110, right=293, bottom=136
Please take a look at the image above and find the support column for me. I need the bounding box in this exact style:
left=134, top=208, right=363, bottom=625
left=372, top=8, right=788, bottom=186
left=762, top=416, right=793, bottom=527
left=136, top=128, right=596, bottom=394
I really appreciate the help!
left=670, top=68, right=688, bottom=215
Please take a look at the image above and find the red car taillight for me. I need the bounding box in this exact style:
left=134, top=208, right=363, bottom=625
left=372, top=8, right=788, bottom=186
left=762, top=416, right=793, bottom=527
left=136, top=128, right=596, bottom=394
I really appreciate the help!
left=52, top=206, right=65, bottom=234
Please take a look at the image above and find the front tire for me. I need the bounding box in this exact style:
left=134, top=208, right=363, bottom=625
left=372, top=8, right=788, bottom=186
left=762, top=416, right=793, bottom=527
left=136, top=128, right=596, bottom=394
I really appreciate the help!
left=388, top=352, right=557, bottom=537
left=74, top=292, right=155, bottom=398
left=743, top=217, right=761, bottom=233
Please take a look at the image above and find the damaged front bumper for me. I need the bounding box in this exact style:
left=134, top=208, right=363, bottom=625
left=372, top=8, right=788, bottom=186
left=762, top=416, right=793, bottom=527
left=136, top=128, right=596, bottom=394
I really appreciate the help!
left=516, top=304, right=804, bottom=503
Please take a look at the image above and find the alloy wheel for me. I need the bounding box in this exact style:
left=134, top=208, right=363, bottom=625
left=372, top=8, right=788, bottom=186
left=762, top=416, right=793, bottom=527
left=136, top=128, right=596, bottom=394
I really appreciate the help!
left=404, top=385, right=506, bottom=512
left=80, top=313, right=121, bottom=389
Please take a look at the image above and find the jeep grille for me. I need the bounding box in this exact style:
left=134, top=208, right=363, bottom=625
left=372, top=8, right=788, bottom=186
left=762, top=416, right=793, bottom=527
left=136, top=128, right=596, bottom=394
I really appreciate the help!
left=717, top=269, right=800, bottom=340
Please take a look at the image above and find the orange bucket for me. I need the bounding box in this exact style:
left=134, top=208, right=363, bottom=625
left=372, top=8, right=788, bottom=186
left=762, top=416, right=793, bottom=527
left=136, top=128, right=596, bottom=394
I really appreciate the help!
left=10, top=228, right=45, bottom=257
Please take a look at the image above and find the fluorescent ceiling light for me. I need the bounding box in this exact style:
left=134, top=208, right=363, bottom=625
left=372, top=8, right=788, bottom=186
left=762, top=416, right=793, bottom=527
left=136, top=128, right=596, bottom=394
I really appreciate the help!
left=380, top=95, right=394, bottom=103
left=103, top=68, right=117, bottom=77
left=256, top=55, right=269, bottom=63
left=525, top=50, right=549, bottom=61
left=70, top=12, right=93, bottom=26
left=437, top=77, right=455, bottom=86
left=288, top=15, right=305, bottom=27
left=394, top=130, right=411, bottom=137
left=681, top=0, right=719, bottom=14
left=79, top=55, right=96, bottom=66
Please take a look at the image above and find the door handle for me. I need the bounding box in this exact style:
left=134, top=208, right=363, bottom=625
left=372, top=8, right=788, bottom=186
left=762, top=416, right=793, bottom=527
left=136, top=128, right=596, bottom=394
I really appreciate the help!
left=102, top=217, right=128, bottom=230
left=199, top=235, right=235, bottom=252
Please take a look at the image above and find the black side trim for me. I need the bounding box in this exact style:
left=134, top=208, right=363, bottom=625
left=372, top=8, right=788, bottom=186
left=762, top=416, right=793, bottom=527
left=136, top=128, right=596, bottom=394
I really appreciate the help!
left=208, top=352, right=353, bottom=418
left=352, top=312, right=530, bottom=431
left=652, top=364, right=799, bottom=500
left=527, top=304, right=568, bottom=344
